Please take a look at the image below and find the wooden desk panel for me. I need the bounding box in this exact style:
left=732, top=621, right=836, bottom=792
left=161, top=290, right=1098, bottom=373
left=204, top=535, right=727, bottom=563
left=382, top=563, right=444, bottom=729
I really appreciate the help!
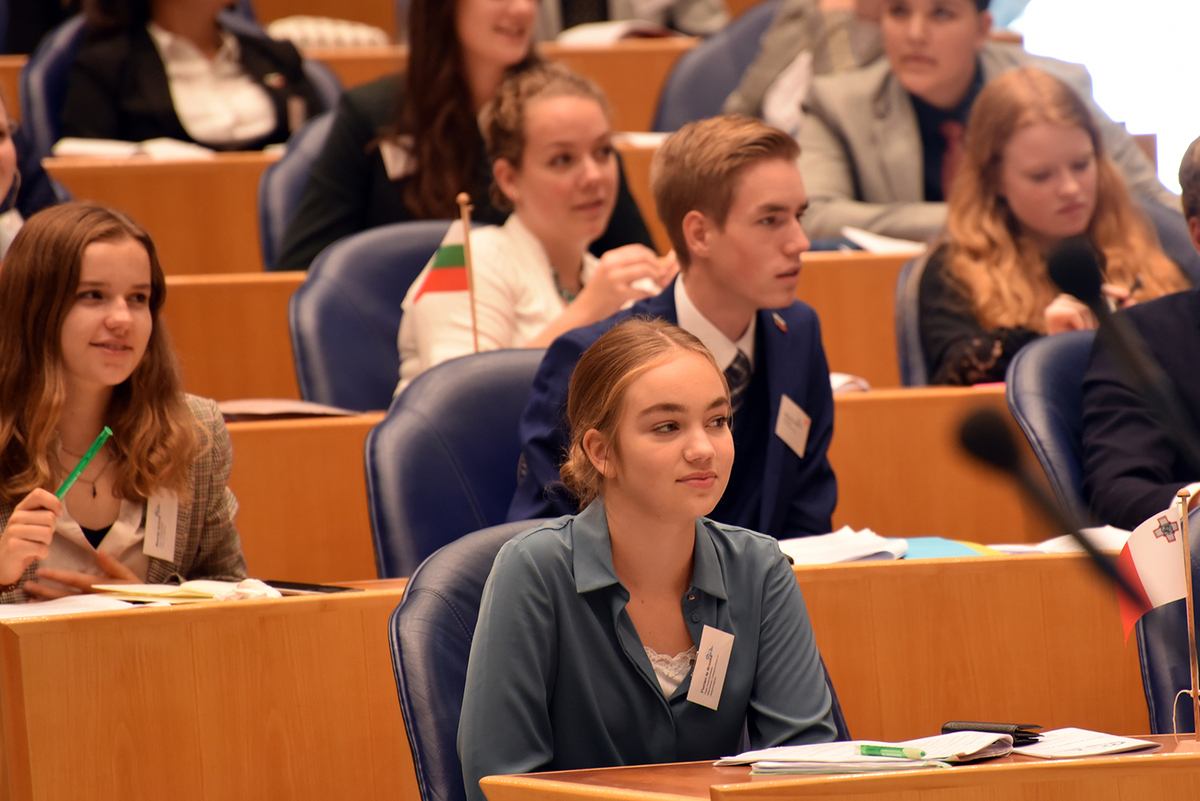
left=797, top=252, right=907, bottom=389
left=163, top=272, right=304, bottom=401
left=830, top=386, right=1058, bottom=544
left=44, top=153, right=278, bottom=276
left=305, top=45, right=405, bottom=88
left=483, top=741, right=1200, bottom=801
left=0, top=56, right=23, bottom=123
left=796, top=554, right=1147, bottom=742
left=226, top=413, right=383, bottom=584
left=0, top=587, right=416, bottom=801
left=543, top=39, right=696, bottom=132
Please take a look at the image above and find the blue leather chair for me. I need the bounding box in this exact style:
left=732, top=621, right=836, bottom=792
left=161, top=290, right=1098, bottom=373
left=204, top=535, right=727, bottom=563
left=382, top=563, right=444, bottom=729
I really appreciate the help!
left=258, top=110, right=334, bottom=269
left=651, top=0, right=781, bottom=132
left=388, top=520, right=542, bottom=801
left=894, top=252, right=931, bottom=386
left=288, top=219, right=450, bottom=411
left=1005, top=330, right=1095, bottom=521
left=388, top=520, right=851, bottom=801
left=365, top=348, right=546, bottom=578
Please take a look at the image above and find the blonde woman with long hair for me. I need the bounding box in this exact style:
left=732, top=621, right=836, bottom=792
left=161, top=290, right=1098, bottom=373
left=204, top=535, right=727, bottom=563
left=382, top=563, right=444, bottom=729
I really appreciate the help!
left=918, top=66, right=1188, bottom=385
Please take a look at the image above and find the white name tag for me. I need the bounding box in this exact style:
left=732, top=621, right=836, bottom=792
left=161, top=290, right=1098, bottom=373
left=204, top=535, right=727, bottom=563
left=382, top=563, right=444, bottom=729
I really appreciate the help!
left=143, top=492, right=179, bottom=562
left=687, top=625, right=735, bottom=711
left=775, top=394, right=811, bottom=458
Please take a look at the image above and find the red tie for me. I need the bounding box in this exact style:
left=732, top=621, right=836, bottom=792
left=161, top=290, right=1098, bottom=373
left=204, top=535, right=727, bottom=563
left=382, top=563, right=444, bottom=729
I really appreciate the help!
left=940, top=120, right=966, bottom=201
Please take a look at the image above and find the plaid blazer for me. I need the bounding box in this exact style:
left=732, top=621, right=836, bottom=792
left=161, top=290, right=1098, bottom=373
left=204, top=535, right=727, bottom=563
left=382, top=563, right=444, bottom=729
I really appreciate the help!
left=0, top=394, right=247, bottom=603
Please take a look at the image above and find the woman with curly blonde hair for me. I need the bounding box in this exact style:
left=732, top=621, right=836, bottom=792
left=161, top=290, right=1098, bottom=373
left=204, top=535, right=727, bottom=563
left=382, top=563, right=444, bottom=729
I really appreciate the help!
left=919, top=66, right=1188, bottom=385
left=0, top=203, right=245, bottom=603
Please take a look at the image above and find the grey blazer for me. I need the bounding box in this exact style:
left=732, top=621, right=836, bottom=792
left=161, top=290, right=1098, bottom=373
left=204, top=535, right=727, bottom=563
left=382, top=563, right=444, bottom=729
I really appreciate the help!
left=0, top=395, right=247, bottom=604
left=797, top=41, right=1176, bottom=242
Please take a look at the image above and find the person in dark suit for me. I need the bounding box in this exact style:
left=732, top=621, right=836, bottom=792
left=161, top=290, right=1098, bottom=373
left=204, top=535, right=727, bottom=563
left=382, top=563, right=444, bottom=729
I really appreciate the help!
left=508, top=114, right=837, bottom=539
left=1080, top=134, right=1200, bottom=530
left=59, top=0, right=323, bottom=148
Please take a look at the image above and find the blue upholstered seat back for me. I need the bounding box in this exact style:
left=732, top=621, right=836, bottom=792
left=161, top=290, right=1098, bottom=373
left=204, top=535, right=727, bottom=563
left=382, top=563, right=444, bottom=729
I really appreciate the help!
left=365, top=348, right=546, bottom=578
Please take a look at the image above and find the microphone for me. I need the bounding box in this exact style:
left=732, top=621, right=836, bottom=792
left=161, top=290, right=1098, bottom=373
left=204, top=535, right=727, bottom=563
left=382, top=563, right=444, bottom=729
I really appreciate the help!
left=1047, top=238, right=1200, bottom=479
left=958, top=408, right=1140, bottom=602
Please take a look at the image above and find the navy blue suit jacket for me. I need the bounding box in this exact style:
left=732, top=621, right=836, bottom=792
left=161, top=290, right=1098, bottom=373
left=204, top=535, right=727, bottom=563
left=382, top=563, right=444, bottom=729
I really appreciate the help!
left=506, top=282, right=838, bottom=538
left=1081, top=288, right=1200, bottom=530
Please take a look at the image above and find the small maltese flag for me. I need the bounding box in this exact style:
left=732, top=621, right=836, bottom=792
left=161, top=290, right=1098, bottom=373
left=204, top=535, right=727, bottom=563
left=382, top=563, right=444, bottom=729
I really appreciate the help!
left=1117, top=503, right=1187, bottom=641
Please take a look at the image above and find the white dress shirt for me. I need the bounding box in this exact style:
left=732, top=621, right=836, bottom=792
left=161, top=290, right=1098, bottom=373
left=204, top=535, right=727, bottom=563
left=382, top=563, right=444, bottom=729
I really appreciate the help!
left=674, top=277, right=756, bottom=372
left=397, top=215, right=598, bottom=393
left=147, top=22, right=275, bottom=145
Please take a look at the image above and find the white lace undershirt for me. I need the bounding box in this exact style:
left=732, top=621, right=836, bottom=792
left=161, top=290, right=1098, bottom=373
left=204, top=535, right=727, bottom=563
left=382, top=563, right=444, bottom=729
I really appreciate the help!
left=643, top=645, right=697, bottom=696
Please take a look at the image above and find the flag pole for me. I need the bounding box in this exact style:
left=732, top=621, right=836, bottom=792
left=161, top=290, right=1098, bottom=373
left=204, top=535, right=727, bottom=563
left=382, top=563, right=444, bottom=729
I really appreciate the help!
left=455, top=192, right=479, bottom=353
left=1178, top=488, right=1200, bottom=740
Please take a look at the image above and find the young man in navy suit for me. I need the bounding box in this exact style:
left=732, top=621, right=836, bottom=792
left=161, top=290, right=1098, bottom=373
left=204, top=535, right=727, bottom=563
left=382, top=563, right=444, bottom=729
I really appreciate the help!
left=507, top=114, right=837, bottom=539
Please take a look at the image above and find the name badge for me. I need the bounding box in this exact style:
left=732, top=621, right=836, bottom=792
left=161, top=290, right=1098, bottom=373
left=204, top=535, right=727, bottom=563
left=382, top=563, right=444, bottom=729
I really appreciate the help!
left=143, top=492, right=179, bottom=561
left=775, top=394, right=811, bottom=459
left=687, top=625, right=734, bottom=711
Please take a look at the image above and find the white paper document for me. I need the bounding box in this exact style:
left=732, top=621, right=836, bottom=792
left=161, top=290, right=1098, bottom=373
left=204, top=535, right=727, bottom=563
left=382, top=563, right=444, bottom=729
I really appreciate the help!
left=0, top=594, right=133, bottom=620
left=778, top=527, right=908, bottom=565
left=716, top=731, right=1012, bottom=773
left=1011, top=728, right=1160, bottom=759
left=840, top=226, right=928, bottom=256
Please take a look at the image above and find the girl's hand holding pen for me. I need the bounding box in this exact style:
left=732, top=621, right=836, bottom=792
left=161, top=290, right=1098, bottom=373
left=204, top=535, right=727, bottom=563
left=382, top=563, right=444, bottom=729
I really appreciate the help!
left=0, top=489, right=61, bottom=586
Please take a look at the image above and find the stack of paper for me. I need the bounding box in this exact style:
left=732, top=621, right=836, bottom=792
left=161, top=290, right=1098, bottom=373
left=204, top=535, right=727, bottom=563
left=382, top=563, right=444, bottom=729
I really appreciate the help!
left=92, top=580, right=244, bottom=604
left=778, top=527, right=907, bottom=564
left=716, top=731, right=1013, bottom=774
left=1012, top=728, right=1160, bottom=758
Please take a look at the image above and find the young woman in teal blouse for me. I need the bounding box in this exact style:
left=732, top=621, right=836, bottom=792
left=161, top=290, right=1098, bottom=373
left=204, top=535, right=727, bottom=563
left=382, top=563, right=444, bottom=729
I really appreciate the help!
left=458, top=318, right=836, bottom=801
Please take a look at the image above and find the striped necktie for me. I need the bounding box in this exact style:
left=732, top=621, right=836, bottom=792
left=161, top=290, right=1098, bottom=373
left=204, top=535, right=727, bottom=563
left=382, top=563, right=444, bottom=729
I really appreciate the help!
left=725, top=350, right=752, bottom=414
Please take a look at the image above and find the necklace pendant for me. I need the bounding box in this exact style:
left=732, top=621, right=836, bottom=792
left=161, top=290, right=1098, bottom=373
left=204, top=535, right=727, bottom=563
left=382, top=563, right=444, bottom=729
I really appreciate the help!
left=93, top=485, right=97, bottom=499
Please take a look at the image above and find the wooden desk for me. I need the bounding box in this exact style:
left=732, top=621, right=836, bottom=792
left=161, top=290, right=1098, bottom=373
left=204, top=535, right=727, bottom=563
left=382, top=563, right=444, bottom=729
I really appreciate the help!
left=797, top=554, right=1146, bottom=741
left=305, top=44, right=405, bottom=88
left=543, top=39, right=696, bottom=133
left=226, top=413, right=383, bottom=584
left=0, top=56, right=23, bottom=123
left=163, top=272, right=304, bottom=401
left=829, top=385, right=1057, bottom=544
left=482, top=738, right=1200, bottom=801
left=0, top=584, right=416, bottom=801
left=797, top=252, right=907, bottom=389
left=44, top=153, right=279, bottom=276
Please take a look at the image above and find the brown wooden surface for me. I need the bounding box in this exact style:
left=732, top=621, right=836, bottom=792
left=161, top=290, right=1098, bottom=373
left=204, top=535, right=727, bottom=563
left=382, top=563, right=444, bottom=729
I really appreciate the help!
left=0, top=585, right=417, bottom=801
left=482, top=738, right=1200, bottom=801
left=214, top=387, right=1053, bottom=586
left=829, top=385, right=1058, bottom=544
left=797, top=252, right=907, bottom=389
left=254, top=0, right=399, bottom=40
left=305, top=44, right=405, bottom=88
left=797, top=553, right=1147, bottom=742
left=163, top=272, right=304, bottom=401
left=543, top=39, right=696, bottom=132
left=44, top=153, right=278, bottom=275
left=613, top=139, right=668, bottom=252
left=226, top=413, right=384, bottom=585
left=0, top=56, right=23, bottom=123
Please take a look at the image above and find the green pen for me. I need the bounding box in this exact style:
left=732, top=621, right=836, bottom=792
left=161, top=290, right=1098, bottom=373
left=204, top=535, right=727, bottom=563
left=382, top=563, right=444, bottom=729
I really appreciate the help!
left=56, top=426, right=113, bottom=499
left=858, top=745, right=926, bottom=759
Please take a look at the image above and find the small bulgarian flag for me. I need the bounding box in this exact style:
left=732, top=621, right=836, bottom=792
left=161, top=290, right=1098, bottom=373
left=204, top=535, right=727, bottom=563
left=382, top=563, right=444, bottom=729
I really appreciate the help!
left=413, top=220, right=470, bottom=302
